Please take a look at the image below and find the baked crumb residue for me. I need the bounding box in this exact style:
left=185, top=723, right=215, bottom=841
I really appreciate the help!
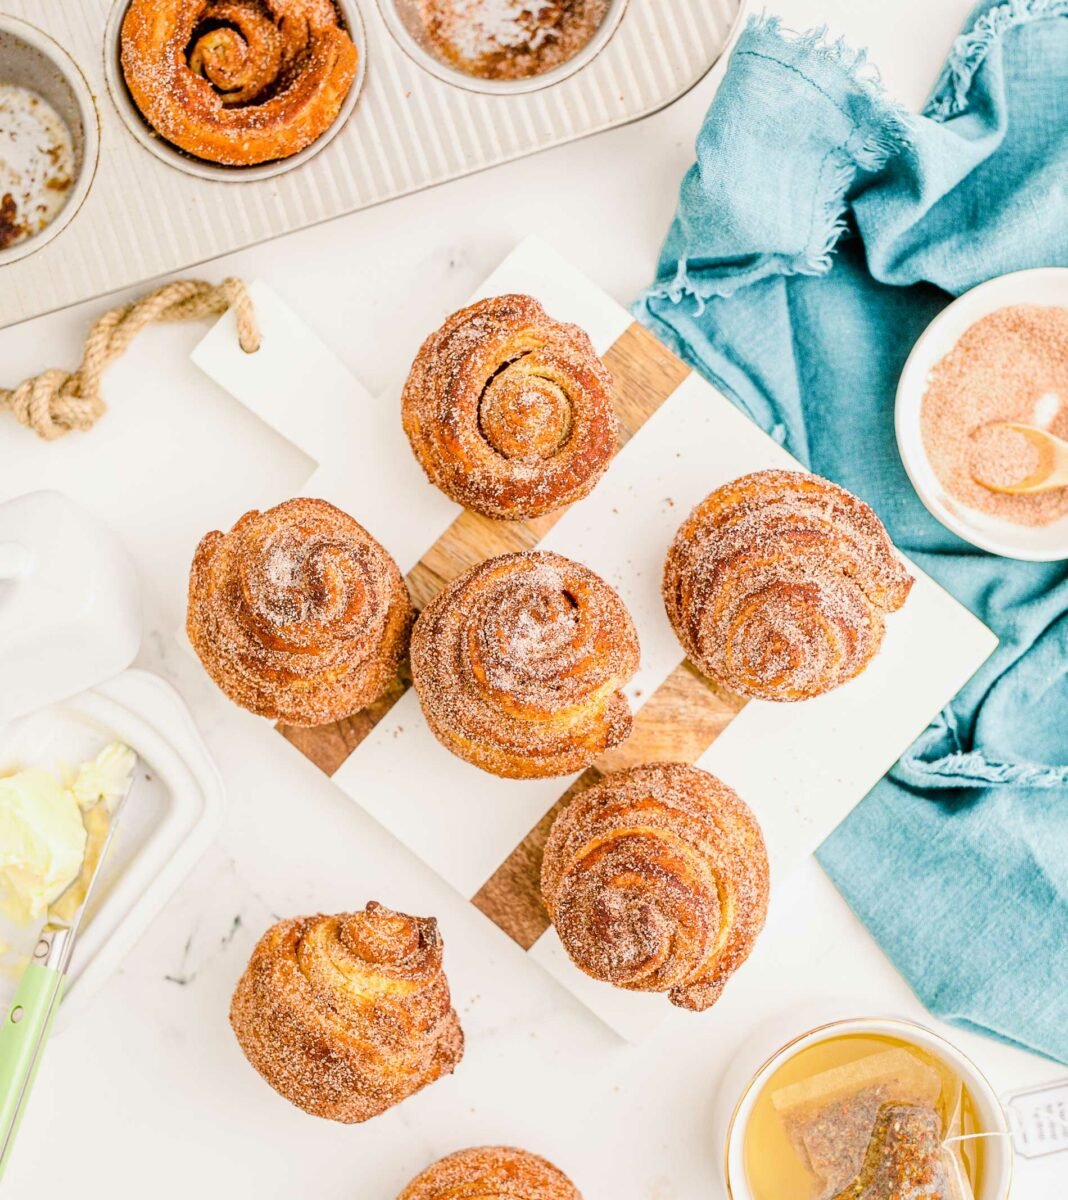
left=419, top=0, right=610, bottom=81
left=0, top=85, right=75, bottom=251
left=0, top=194, right=23, bottom=250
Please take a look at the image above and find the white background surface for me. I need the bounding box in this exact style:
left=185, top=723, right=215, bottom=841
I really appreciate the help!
left=0, top=2, right=1064, bottom=1196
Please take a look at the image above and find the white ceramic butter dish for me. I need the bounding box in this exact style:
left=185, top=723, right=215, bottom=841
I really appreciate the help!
left=0, top=669, right=223, bottom=1030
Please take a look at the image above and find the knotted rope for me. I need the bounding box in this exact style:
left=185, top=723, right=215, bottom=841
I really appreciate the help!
left=0, top=277, right=260, bottom=441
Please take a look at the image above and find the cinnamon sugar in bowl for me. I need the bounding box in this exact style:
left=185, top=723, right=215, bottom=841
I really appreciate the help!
left=896, top=269, right=1068, bottom=562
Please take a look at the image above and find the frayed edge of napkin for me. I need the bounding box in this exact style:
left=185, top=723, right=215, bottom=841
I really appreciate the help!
left=738, top=16, right=912, bottom=284
left=896, top=706, right=1068, bottom=790
left=927, top=0, right=1068, bottom=120
left=636, top=15, right=911, bottom=314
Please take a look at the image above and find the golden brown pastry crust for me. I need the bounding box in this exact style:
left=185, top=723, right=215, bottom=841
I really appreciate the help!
left=187, top=497, right=412, bottom=726
left=230, top=903, right=464, bottom=1123
left=120, top=0, right=358, bottom=166
left=399, top=1146, right=582, bottom=1200
left=410, top=550, right=639, bottom=778
left=541, top=763, right=769, bottom=1011
left=663, top=469, right=913, bottom=702
left=401, top=295, right=617, bottom=520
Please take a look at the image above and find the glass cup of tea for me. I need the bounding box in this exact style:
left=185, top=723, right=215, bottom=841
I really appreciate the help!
left=717, top=1016, right=1013, bottom=1200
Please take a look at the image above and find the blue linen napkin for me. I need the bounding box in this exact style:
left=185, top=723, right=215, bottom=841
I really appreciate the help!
left=635, top=2, right=1068, bottom=1062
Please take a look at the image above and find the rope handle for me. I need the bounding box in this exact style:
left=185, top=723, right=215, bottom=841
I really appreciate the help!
left=0, top=277, right=260, bottom=442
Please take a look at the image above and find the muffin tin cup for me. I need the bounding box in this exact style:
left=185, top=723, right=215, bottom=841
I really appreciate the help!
left=102, top=0, right=368, bottom=183
left=376, top=0, right=630, bottom=96
left=0, top=15, right=100, bottom=267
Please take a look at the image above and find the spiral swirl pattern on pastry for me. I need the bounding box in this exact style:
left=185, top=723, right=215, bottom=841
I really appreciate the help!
left=402, top=295, right=618, bottom=519
left=121, top=0, right=358, bottom=166
left=400, top=1146, right=582, bottom=1200
left=230, top=903, right=464, bottom=1123
left=663, top=470, right=913, bottom=702
left=187, top=497, right=413, bottom=726
left=411, top=551, right=639, bottom=778
left=541, top=763, right=769, bottom=1011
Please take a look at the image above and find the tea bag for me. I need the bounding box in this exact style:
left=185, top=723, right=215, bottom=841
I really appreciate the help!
left=830, top=1104, right=972, bottom=1200
left=771, top=1048, right=974, bottom=1200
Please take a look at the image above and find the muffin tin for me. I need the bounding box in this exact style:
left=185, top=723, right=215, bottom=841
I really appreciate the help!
left=0, top=0, right=743, bottom=327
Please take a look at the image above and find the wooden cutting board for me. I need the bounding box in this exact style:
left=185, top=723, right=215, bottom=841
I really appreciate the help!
left=192, top=238, right=996, bottom=1039
left=276, top=317, right=745, bottom=953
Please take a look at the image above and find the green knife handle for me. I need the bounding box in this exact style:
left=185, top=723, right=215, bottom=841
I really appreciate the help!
left=0, top=962, right=66, bottom=1182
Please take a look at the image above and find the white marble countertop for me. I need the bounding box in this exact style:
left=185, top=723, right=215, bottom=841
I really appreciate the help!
left=1, top=2, right=1064, bottom=1196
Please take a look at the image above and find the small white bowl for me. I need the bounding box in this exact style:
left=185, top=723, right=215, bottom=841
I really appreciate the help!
left=718, top=1015, right=1013, bottom=1200
left=377, top=0, right=629, bottom=96
left=895, top=268, right=1068, bottom=562
left=103, top=0, right=367, bottom=182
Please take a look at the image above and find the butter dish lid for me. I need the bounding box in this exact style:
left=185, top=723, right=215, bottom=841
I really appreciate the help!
left=0, top=491, right=142, bottom=724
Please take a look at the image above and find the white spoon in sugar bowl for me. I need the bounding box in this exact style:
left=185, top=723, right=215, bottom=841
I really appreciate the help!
left=895, top=267, right=1068, bottom=561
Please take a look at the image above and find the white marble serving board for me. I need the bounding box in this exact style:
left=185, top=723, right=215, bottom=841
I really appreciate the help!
left=192, top=237, right=998, bottom=1041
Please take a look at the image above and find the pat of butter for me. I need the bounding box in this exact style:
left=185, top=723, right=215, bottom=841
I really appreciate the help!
left=0, top=743, right=135, bottom=924
left=0, top=769, right=84, bottom=924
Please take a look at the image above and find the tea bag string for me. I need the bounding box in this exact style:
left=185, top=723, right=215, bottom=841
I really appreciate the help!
left=945, top=1098, right=1068, bottom=1145
left=0, top=277, right=260, bottom=441
left=942, top=1130, right=1018, bottom=1145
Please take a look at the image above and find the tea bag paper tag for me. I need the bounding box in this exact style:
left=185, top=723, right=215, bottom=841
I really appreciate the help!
left=1005, top=1080, right=1068, bottom=1158
left=190, top=280, right=459, bottom=574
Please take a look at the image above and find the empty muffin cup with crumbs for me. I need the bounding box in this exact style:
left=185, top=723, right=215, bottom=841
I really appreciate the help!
left=378, top=0, right=629, bottom=94
left=0, top=16, right=99, bottom=265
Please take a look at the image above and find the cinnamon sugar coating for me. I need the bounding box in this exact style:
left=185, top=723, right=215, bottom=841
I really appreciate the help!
left=230, top=903, right=464, bottom=1123
left=187, top=497, right=413, bottom=726
left=402, top=295, right=617, bottom=520
left=663, top=470, right=912, bottom=702
left=120, top=0, right=358, bottom=167
left=400, top=1146, right=582, bottom=1199
left=419, top=0, right=610, bottom=82
left=410, top=550, right=639, bottom=778
left=541, top=763, right=769, bottom=1011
